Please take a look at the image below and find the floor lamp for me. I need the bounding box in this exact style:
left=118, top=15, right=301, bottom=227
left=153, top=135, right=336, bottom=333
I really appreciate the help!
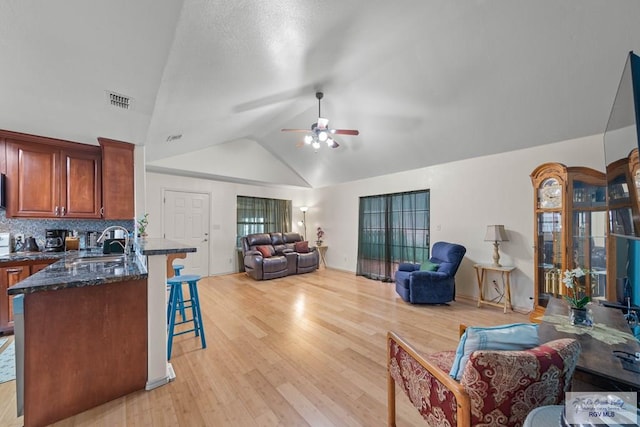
left=300, top=206, right=308, bottom=240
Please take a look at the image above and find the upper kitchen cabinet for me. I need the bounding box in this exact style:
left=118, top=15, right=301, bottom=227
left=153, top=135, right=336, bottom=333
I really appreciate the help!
left=4, top=131, right=102, bottom=219
left=98, top=138, right=134, bottom=220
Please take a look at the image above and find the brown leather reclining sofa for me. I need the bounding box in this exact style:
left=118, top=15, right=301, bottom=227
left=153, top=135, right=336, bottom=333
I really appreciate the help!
left=240, top=232, right=319, bottom=280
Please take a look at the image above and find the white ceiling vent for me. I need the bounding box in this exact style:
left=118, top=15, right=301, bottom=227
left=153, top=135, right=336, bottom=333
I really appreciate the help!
left=105, top=90, right=133, bottom=110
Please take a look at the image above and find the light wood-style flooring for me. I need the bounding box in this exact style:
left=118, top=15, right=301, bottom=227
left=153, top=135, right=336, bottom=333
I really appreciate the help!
left=0, top=268, right=527, bottom=426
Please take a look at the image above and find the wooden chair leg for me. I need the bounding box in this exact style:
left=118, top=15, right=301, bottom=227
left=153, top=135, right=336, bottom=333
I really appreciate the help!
left=388, top=371, right=396, bottom=427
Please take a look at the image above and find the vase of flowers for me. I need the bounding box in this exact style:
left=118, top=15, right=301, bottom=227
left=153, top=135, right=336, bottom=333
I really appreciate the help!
left=316, top=227, right=325, bottom=246
left=562, top=267, right=594, bottom=327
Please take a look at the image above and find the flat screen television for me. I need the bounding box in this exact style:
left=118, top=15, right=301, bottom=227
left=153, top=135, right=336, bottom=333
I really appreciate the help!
left=604, top=51, right=640, bottom=308
left=605, top=51, right=640, bottom=238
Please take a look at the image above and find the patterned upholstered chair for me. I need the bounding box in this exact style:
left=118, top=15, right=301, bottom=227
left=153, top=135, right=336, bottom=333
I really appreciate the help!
left=387, top=331, right=581, bottom=427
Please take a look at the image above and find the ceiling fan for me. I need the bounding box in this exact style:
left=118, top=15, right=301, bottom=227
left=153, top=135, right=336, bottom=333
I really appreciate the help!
left=281, top=92, right=359, bottom=149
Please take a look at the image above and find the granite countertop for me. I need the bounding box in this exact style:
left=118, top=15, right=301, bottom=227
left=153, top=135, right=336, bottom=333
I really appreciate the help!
left=4, top=239, right=196, bottom=296
left=136, top=238, right=197, bottom=256
left=6, top=250, right=148, bottom=295
left=0, top=250, right=72, bottom=263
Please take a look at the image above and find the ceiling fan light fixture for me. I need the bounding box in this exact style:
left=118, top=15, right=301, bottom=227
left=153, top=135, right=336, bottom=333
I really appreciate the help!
left=317, top=117, right=329, bottom=129
left=281, top=92, right=359, bottom=151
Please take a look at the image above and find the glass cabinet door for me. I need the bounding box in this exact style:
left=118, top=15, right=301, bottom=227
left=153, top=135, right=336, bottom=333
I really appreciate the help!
left=609, top=171, right=636, bottom=236
left=571, top=210, right=607, bottom=300
left=571, top=178, right=607, bottom=301
left=536, top=212, right=562, bottom=309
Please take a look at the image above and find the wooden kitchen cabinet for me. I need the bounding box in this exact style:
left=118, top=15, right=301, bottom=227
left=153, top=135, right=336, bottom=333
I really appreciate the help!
left=0, top=260, right=57, bottom=334
left=5, top=131, right=102, bottom=219
left=61, top=149, right=102, bottom=218
left=99, top=138, right=135, bottom=219
left=30, top=261, right=55, bottom=275
left=0, top=265, right=30, bottom=333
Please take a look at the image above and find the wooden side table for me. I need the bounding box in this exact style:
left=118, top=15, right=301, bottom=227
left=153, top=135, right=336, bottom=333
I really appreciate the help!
left=474, top=263, right=516, bottom=313
left=316, top=246, right=328, bottom=268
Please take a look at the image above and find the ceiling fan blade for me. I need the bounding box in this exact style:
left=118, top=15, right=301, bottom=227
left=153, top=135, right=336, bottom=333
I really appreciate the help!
left=328, top=138, right=340, bottom=149
left=332, top=129, right=359, bottom=136
left=281, top=128, right=310, bottom=132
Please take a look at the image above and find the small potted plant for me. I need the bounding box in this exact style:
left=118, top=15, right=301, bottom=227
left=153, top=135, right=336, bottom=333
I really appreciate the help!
left=562, top=267, right=594, bottom=327
left=316, top=227, right=325, bottom=246
left=137, top=213, right=149, bottom=239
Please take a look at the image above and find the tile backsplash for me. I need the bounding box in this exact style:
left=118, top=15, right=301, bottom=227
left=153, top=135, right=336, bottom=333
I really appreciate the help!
left=0, top=209, right=133, bottom=251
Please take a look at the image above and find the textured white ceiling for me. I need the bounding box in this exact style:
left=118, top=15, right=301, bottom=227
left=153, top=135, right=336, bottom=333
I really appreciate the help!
left=1, top=1, right=639, bottom=188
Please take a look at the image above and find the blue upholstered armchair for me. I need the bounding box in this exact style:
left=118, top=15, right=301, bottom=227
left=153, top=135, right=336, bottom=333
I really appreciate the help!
left=394, top=241, right=466, bottom=304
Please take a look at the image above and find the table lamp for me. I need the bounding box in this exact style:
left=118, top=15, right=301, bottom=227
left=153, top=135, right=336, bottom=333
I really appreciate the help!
left=484, top=225, right=508, bottom=267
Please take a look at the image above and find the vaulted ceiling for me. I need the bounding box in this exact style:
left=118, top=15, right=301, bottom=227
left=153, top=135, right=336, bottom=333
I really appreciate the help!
left=1, top=1, right=639, bottom=188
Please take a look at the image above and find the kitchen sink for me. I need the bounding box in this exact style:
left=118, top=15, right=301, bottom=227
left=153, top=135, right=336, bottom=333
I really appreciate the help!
left=69, top=255, right=126, bottom=264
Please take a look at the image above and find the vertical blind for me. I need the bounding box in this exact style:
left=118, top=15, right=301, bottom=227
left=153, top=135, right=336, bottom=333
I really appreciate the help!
left=236, top=196, right=291, bottom=245
left=356, top=190, right=430, bottom=281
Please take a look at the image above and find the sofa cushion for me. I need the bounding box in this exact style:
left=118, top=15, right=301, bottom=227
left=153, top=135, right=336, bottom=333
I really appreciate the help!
left=420, top=260, right=439, bottom=271
left=294, top=241, right=310, bottom=253
left=256, top=245, right=274, bottom=258
left=449, top=323, right=539, bottom=380
left=297, top=251, right=318, bottom=269
left=262, top=256, right=287, bottom=273
left=247, top=233, right=272, bottom=247
left=283, top=232, right=303, bottom=243
left=431, top=242, right=466, bottom=276
left=270, top=232, right=285, bottom=245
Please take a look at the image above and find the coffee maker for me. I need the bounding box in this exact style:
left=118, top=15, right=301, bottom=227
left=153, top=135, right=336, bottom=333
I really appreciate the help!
left=44, top=229, right=68, bottom=252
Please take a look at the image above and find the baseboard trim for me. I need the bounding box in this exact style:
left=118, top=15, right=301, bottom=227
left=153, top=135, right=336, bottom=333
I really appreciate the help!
left=145, top=375, right=170, bottom=391
left=455, top=293, right=532, bottom=315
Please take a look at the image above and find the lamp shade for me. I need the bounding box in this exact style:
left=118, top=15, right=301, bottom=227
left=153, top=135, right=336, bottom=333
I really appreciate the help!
left=300, top=206, right=308, bottom=212
left=484, top=225, right=508, bottom=242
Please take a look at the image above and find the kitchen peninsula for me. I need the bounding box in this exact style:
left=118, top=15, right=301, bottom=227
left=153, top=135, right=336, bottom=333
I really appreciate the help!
left=136, top=238, right=197, bottom=390
left=5, top=238, right=196, bottom=427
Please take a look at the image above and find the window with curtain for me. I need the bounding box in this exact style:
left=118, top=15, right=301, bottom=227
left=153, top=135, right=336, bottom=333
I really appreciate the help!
left=236, top=196, right=292, bottom=246
left=356, top=190, right=430, bottom=282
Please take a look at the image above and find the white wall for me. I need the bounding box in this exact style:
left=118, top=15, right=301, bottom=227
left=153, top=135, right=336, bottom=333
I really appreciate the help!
left=144, top=172, right=312, bottom=275
left=143, top=133, right=605, bottom=311
left=316, top=134, right=605, bottom=312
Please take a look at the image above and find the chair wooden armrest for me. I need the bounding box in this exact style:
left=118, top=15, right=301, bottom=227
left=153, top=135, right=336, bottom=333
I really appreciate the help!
left=387, top=331, right=470, bottom=427
left=458, top=323, right=467, bottom=337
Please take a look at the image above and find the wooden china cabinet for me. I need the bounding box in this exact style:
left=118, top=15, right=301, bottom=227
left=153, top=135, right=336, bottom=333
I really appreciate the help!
left=530, top=163, right=607, bottom=322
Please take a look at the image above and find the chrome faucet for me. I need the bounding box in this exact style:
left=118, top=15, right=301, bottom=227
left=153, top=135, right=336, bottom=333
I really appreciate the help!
left=97, top=226, right=130, bottom=255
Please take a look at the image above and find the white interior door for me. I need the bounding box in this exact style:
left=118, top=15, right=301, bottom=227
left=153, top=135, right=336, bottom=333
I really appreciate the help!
left=163, top=190, right=210, bottom=276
